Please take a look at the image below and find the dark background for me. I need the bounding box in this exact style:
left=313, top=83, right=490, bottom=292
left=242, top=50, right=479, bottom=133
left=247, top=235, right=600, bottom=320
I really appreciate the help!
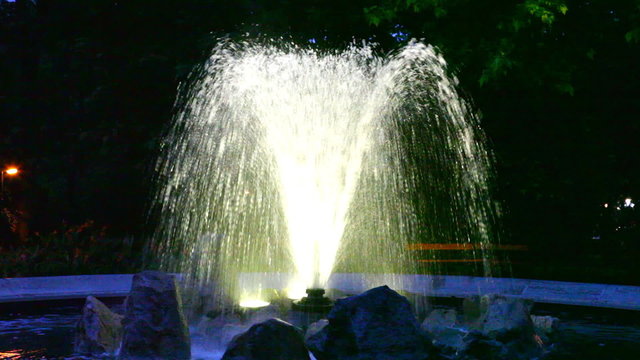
left=1, top=0, right=639, bottom=282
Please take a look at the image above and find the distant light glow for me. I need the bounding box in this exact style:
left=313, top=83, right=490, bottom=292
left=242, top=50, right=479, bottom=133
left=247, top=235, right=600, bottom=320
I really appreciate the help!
left=4, top=167, right=18, bottom=175
left=603, top=203, right=608, bottom=208
left=0, top=350, right=40, bottom=357
left=624, top=198, right=635, bottom=208
left=239, top=299, right=269, bottom=308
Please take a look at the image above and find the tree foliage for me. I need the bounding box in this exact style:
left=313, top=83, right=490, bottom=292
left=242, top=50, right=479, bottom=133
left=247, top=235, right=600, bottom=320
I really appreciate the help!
left=363, top=0, right=640, bottom=255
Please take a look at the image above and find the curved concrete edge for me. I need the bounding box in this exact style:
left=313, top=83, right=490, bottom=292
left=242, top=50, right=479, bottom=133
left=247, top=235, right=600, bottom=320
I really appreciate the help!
left=239, top=273, right=640, bottom=311
left=0, top=274, right=133, bottom=303
left=1, top=273, right=639, bottom=311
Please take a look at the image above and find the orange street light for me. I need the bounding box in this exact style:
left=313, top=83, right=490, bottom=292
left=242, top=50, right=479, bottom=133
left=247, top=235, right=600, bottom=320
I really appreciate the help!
left=1, top=166, right=20, bottom=195
left=5, top=167, right=18, bottom=175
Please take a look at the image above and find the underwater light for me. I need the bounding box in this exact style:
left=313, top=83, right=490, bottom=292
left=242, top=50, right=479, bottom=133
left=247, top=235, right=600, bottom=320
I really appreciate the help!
left=239, top=299, right=270, bottom=308
left=286, top=282, right=307, bottom=300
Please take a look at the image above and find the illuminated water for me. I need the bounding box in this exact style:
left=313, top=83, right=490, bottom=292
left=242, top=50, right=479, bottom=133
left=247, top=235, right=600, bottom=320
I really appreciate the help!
left=151, top=39, right=497, bottom=305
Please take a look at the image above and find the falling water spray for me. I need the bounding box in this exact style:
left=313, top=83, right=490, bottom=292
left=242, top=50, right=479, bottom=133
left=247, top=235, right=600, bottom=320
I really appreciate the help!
left=151, top=39, right=498, bottom=308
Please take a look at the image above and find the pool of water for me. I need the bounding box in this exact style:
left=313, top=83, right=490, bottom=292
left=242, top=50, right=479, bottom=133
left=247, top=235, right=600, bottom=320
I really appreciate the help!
left=548, top=321, right=640, bottom=360
left=535, top=305, right=640, bottom=360
left=0, top=300, right=639, bottom=359
left=0, top=300, right=82, bottom=359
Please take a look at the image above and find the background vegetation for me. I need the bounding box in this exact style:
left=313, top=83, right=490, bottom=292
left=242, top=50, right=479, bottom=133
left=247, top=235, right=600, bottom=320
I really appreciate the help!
left=1, top=0, right=639, bottom=283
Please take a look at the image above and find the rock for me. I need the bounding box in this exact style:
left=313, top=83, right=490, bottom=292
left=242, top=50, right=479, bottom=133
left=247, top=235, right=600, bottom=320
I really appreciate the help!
left=305, top=319, right=329, bottom=341
left=421, top=296, right=548, bottom=360
left=422, top=309, right=459, bottom=334
left=398, top=291, right=432, bottom=321
left=196, top=312, right=243, bottom=336
left=221, top=318, right=310, bottom=360
left=196, top=312, right=248, bottom=348
left=73, top=296, right=123, bottom=356
left=462, top=296, right=484, bottom=325
left=463, top=336, right=509, bottom=360
left=531, top=315, right=559, bottom=335
left=460, top=295, right=544, bottom=360
left=478, top=295, right=534, bottom=341
left=421, top=309, right=469, bottom=353
left=431, top=327, right=471, bottom=354
left=118, top=271, right=191, bottom=360
left=219, top=323, right=253, bottom=349
left=245, top=304, right=282, bottom=324
left=196, top=304, right=285, bottom=349
left=307, top=285, right=429, bottom=360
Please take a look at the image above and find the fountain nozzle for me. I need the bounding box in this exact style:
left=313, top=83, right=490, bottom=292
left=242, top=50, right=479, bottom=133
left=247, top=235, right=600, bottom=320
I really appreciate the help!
left=292, top=288, right=333, bottom=313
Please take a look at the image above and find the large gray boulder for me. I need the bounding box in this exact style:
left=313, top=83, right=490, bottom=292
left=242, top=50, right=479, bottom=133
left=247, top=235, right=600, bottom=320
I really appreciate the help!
left=420, top=296, right=547, bottom=360
left=221, top=318, right=310, bottom=360
left=421, top=309, right=470, bottom=353
left=73, top=296, right=123, bottom=356
left=118, top=271, right=191, bottom=360
left=305, top=319, right=329, bottom=342
left=463, top=295, right=542, bottom=360
left=421, top=308, right=459, bottom=334
left=478, top=295, right=534, bottom=340
left=531, top=315, right=559, bottom=335
left=306, top=285, right=429, bottom=360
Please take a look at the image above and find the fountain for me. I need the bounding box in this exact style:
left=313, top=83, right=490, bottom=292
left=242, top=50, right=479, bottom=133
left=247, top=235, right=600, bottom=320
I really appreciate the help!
left=1, top=39, right=639, bottom=360
left=150, top=38, right=497, bottom=311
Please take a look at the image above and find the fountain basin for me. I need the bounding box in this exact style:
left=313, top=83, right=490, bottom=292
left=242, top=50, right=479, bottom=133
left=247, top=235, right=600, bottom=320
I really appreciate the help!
left=1, top=285, right=640, bottom=360
left=2, top=274, right=640, bottom=311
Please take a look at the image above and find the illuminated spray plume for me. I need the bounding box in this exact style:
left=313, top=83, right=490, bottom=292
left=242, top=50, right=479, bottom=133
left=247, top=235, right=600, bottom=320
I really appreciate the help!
left=152, top=39, right=497, bottom=305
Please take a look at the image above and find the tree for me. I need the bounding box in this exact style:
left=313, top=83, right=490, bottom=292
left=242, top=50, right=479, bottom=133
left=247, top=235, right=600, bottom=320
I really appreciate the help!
left=363, top=0, right=640, bottom=263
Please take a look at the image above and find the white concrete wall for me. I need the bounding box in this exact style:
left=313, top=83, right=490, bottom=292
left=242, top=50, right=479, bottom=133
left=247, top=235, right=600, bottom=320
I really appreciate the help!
left=1, top=273, right=639, bottom=310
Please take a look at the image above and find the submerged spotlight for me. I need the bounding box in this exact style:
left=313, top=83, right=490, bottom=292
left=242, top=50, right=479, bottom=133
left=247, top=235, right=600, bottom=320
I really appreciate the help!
left=239, top=299, right=270, bottom=308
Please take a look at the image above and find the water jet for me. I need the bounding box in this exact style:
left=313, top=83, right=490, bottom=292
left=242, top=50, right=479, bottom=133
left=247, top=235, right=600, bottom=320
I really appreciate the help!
left=151, top=39, right=498, bottom=309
